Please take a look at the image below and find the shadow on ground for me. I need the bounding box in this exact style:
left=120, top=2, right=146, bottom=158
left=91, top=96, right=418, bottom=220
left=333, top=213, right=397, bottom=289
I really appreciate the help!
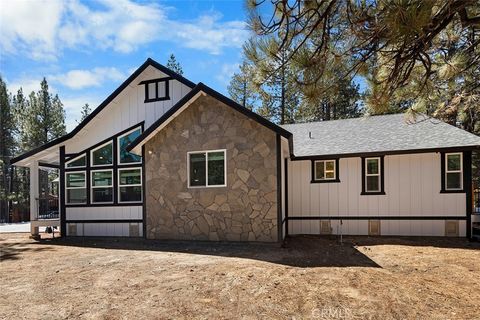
left=0, top=240, right=56, bottom=261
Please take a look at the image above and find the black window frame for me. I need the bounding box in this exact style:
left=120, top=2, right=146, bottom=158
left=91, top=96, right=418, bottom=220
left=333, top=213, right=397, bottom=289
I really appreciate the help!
left=361, top=156, right=385, bottom=195
left=140, top=77, right=170, bottom=103
left=440, top=152, right=466, bottom=193
left=311, top=158, right=340, bottom=183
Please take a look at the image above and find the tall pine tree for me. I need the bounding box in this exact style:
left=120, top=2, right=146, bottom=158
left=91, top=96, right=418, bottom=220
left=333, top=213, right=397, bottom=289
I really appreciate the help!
left=0, top=76, right=17, bottom=222
left=166, top=54, right=183, bottom=75
left=227, top=61, right=259, bottom=110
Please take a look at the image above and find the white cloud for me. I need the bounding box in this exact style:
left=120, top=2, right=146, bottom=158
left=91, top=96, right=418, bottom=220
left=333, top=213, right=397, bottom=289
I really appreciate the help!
left=0, top=0, right=249, bottom=60
left=216, top=63, right=240, bottom=85
left=62, top=95, right=103, bottom=131
left=50, top=67, right=126, bottom=89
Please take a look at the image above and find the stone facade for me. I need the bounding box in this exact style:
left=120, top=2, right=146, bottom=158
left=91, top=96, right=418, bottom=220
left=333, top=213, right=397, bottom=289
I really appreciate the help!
left=145, top=95, right=279, bottom=242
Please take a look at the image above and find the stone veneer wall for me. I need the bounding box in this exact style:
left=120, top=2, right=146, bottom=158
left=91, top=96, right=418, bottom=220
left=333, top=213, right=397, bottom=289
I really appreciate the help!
left=145, top=95, right=278, bottom=242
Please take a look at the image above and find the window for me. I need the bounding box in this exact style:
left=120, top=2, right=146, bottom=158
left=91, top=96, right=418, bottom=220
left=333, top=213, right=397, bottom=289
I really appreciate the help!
left=118, top=127, right=142, bottom=164
left=361, top=157, right=385, bottom=195
left=118, top=168, right=142, bottom=203
left=66, top=154, right=86, bottom=168
left=188, top=150, right=226, bottom=188
left=91, top=170, right=113, bottom=203
left=91, top=141, right=113, bottom=166
left=312, top=159, right=339, bottom=183
left=65, top=172, right=86, bottom=204
left=445, top=153, right=463, bottom=190
left=140, top=78, right=170, bottom=103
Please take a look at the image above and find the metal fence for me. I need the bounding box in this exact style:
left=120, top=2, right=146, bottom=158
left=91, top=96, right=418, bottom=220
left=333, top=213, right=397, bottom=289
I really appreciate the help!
left=38, top=196, right=59, bottom=220
left=474, top=188, right=480, bottom=214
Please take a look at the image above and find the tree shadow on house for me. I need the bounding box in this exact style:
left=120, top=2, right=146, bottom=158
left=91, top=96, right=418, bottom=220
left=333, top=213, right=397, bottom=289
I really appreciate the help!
left=35, top=234, right=383, bottom=268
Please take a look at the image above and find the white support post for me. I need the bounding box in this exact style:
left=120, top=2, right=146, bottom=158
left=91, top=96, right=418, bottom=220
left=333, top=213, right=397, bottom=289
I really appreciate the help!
left=30, top=161, right=40, bottom=239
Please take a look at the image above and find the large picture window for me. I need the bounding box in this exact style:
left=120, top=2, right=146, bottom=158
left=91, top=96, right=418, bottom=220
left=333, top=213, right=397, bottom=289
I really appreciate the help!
left=91, top=141, right=113, bottom=166
left=65, top=171, right=86, bottom=204
left=188, top=150, right=226, bottom=188
left=118, top=127, right=142, bottom=164
left=445, top=153, right=463, bottom=190
left=91, top=170, right=113, bottom=203
left=66, top=154, right=86, bottom=168
left=118, top=168, right=142, bottom=203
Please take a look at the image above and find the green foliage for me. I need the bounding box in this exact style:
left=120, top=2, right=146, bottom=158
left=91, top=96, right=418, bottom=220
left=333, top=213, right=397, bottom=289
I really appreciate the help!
left=79, top=103, right=91, bottom=123
left=166, top=54, right=183, bottom=75
left=227, top=61, right=259, bottom=110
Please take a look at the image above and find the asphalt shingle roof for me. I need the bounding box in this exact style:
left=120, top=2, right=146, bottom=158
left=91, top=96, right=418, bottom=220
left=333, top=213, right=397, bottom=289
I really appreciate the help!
left=281, top=113, right=480, bottom=157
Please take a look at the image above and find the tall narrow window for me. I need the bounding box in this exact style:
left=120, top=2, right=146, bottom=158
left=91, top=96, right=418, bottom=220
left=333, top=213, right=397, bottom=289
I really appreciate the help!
left=188, top=150, right=226, bottom=188
left=65, top=172, right=86, bottom=204
left=361, top=157, right=385, bottom=195
left=66, top=154, right=86, bottom=168
left=91, top=170, right=113, bottom=203
left=118, top=168, right=142, bottom=203
left=445, top=153, right=463, bottom=190
left=118, top=127, right=142, bottom=164
left=91, top=141, right=113, bottom=166
left=312, top=159, right=339, bottom=183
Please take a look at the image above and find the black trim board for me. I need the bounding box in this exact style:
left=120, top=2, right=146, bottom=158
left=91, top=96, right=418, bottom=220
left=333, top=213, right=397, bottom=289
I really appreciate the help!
left=291, top=146, right=479, bottom=161
left=66, top=219, right=143, bottom=224
left=11, top=58, right=195, bottom=165
left=284, top=158, right=289, bottom=237
left=127, top=83, right=292, bottom=153
left=59, top=146, right=66, bottom=237
left=39, top=162, right=59, bottom=169
left=440, top=151, right=467, bottom=193
left=464, top=151, right=472, bottom=239
left=276, top=134, right=283, bottom=242
left=287, top=216, right=467, bottom=221
left=310, top=158, right=340, bottom=183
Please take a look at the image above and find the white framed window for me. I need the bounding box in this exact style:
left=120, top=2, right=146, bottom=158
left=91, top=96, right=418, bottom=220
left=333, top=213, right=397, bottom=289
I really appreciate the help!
left=65, top=171, right=86, bottom=204
left=66, top=154, right=86, bottom=168
left=91, top=169, right=113, bottom=204
left=91, top=141, right=113, bottom=167
left=187, top=149, right=226, bottom=188
left=118, top=127, right=142, bottom=165
left=365, top=157, right=381, bottom=192
left=314, top=160, right=336, bottom=181
left=118, top=168, right=142, bottom=203
left=445, top=153, right=463, bottom=190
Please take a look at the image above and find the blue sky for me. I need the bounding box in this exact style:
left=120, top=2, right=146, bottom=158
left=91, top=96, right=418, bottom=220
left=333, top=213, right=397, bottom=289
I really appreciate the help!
left=0, top=0, right=251, bottom=131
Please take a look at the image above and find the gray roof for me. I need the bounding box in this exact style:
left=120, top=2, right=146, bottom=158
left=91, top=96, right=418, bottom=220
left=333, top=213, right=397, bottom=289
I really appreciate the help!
left=282, top=113, right=480, bottom=157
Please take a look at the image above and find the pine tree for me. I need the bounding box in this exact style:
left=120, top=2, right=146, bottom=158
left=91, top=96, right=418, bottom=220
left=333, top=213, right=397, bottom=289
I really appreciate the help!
left=227, top=61, right=259, bottom=110
left=0, top=76, right=17, bottom=222
left=79, top=103, right=91, bottom=123
left=166, top=54, right=183, bottom=75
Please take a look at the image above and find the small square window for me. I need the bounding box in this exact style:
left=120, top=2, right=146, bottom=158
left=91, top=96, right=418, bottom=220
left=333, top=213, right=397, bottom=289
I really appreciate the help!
left=362, top=157, right=384, bottom=195
left=188, top=150, right=226, bottom=188
left=313, top=160, right=337, bottom=182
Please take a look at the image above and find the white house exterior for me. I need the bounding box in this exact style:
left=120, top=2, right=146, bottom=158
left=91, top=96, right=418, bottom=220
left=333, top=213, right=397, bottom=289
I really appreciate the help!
left=11, top=58, right=480, bottom=241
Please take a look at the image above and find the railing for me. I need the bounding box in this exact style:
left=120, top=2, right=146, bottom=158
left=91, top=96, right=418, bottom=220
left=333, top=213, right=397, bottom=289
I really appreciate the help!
left=37, top=196, right=59, bottom=220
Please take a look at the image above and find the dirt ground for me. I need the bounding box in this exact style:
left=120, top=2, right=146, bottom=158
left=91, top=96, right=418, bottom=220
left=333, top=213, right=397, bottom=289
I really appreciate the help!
left=1, top=233, right=479, bottom=320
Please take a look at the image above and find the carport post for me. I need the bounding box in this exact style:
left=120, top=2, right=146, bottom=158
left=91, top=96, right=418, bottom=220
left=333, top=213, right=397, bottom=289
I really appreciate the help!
left=29, top=160, right=40, bottom=239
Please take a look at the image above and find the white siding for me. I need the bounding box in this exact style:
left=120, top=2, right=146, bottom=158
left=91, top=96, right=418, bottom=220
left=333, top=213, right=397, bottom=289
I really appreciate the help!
left=65, top=66, right=192, bottom=154
left=66, top=206, right=142, bottom=220
left=66, top=222, right=143, bottom=237
left=287, top=153, right=466, bottom=236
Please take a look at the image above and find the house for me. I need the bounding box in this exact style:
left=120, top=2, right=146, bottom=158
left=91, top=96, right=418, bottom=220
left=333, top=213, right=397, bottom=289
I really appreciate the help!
left=11, top=58, right=480, bottom=241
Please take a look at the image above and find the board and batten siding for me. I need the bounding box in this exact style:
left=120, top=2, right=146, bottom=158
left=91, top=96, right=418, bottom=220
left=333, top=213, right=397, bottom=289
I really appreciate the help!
left=65, top=66, right=192, bottom=154
left=287, top=152, right=466, bottom=236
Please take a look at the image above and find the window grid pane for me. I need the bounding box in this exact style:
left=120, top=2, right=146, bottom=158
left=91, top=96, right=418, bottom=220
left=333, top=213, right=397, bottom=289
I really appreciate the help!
left=119, top=128, right=142, bottom=164
left=92, top=142, right=113, bottom=166
left=208, top=151, right=225, bottom=186
left=92, top=171, right=112, bottom=187
left=66, top=173, right=85, bottom=188
left=190, top=153, right=207, bottom=186
left=315, top=160, right=335, bottom=180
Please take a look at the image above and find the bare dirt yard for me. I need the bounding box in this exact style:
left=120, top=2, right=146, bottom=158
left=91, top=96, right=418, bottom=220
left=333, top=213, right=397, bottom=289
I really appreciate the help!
left=1, top=233, right=479, bottom=320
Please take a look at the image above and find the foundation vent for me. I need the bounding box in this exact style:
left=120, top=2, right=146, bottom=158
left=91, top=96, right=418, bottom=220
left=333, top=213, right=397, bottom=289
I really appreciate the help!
left=368, top=220, right=381, bottom=236
left=445, top=221, right=459, bottom=237
left=320, top=220, right=332, bottom=235
left=68, top=224, right=77, bottom=236
left=129, top=223, right=140, bottom=237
